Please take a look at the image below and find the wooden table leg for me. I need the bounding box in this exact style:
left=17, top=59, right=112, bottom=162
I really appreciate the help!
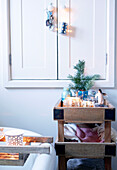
left=58, top=156, right=67, bottom=170
left=58, top=121, right=66, bottom=169
left=105, top=122, right=111, bottom=170
left=58, top=121, right=64, bottom=142
left=104, top=157, right=111, bottom=170
left=105, top=122, right=111, bottom=142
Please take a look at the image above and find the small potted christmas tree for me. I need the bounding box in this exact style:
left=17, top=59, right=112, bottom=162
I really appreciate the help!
left=68, top=60, right=100, bottom=99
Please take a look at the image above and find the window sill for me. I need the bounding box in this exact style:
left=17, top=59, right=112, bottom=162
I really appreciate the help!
left=4, top=79, right=115, bottom=89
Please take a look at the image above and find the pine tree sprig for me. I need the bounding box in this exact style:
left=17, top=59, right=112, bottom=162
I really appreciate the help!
left=68, top=60, right=100, bottom=91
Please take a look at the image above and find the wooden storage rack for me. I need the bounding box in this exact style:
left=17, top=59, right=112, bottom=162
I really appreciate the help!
left=53, top=100, right=116, bottom=170
left=0, top=136, right=53, bottom=166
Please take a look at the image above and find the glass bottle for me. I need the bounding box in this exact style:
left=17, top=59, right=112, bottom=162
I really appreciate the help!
left=61, top=87, right=72, bottom=102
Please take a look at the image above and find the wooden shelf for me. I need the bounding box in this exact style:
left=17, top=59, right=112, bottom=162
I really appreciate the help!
left=54, top=100, right=115, bottom=122
left=55, top=142, right=116, bottom=158
left=53, top=99, right=116, bottom=170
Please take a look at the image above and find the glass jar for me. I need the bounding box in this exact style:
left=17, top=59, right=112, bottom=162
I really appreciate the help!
left=61, top=87, right=72, bottom=102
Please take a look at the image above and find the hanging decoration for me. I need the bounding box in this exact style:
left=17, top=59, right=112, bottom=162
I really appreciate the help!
left=58, top=5, right=68, bottom=35
left=46, top=3, right=55, bottom=31
left=59, top=22, right=68, bottom=34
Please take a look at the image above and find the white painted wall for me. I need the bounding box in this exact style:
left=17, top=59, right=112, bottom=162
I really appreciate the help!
left=0, top=1, right=117, bottom=170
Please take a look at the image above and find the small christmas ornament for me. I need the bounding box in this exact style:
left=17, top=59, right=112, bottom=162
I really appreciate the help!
left=95, top=89, right=104, bottom=105
left=58, top=22, right=68, bottom=34
left=58, top=6, right=68, bottom=35
left=46, top=3, right=55, bottom=30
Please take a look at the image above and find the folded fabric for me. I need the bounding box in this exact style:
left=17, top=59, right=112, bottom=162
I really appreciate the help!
left=95, top=123, right=117, bottom=143
left=111, top=127, right=117, bottom=142
left=64, top=124, right=102, bottom=142
left=76, top=125, right=101, bottom=142
left=64, top=124, right=81, bottom=142
left=64, top=123, right=117, bottom=143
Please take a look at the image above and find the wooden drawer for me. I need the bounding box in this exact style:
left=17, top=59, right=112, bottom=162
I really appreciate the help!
left=55, top=142, right=116, bottom=158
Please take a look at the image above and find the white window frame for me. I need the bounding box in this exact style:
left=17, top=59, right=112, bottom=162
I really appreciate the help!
left=1, top=0, right=115, bottom=88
